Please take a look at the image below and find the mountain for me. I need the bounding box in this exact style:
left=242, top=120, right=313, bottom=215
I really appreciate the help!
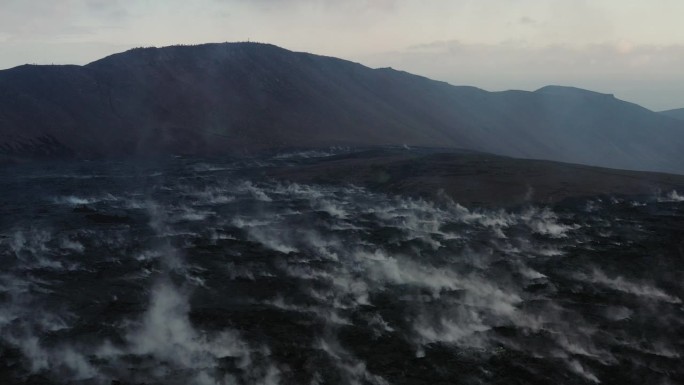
left=2, top=42, right=684, bottom=173
left=660, top=108, right=684, bottom=121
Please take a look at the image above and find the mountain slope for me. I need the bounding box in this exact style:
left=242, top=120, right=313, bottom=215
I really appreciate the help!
left=660, top=108, right=684, bottom=121
left=1, top=42, right=684, bottom=173
left=265, top=148, right=684, bottom=207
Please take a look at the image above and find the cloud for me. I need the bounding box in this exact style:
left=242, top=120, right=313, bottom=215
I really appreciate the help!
left=0, top=0, right=129, bottom=41
left=230, top=0, right=397, bottom=11
left=85, top=0, right=129, bottom=20
left=519, top=16, right=537, bottom=25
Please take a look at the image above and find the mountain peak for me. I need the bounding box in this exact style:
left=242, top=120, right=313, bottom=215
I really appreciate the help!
left=86, top=41, right=293, bottom=67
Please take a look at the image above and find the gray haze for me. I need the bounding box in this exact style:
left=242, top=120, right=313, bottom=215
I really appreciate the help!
left=1, top=0, right=683, bottom=110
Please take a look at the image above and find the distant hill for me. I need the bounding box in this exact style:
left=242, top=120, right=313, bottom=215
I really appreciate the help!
left=2, top=42, right=684, bottom=173
left=266, top=148, right=684, bottom=207
left=660, top=108, right=684, bottom=121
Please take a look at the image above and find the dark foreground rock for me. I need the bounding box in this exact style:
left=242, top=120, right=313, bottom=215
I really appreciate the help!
left=0, top=153, right=682, bottom=385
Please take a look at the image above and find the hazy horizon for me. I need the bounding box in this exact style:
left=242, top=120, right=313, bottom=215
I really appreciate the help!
left=1, top=0, right=683, bottom=110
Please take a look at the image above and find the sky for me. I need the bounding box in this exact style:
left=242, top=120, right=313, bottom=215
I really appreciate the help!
left=1, top=0, right=683, bottom=110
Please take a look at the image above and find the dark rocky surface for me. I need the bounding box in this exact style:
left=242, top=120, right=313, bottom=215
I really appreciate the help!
left=0, top=150, right=682, bottom=384
left=264, top=148, right=684, bottom=207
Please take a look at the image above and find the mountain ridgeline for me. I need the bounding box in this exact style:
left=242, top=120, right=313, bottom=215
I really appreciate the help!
left=660, top=108, right=684, bottom=121
left=1, top=42, right=684, bottom=173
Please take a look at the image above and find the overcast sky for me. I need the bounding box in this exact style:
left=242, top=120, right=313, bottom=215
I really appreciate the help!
left=1, top=0, right=683, bottom=110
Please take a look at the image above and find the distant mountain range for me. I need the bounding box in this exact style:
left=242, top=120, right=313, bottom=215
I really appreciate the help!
left=1, top=42, right=684, bottom=173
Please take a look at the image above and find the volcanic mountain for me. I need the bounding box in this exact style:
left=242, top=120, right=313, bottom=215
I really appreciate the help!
left=1, top=42, right=684, bottom=173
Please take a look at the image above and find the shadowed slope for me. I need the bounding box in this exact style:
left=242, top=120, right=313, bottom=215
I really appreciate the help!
left=1, top=42, right=684, bottom=173
left=660, top=107, right=684, bottom=121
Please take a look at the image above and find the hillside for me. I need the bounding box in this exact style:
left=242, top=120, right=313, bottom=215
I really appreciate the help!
left=265, top=148, right=684, bottom=207
left=660, top=108, right=684, bottom=121
left=1, top=42, right=684, bottom=173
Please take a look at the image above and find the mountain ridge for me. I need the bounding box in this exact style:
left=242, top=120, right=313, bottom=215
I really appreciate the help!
left=660, top=107, right=684, bottom=121
left=1, top=42, right=684, bottom=173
